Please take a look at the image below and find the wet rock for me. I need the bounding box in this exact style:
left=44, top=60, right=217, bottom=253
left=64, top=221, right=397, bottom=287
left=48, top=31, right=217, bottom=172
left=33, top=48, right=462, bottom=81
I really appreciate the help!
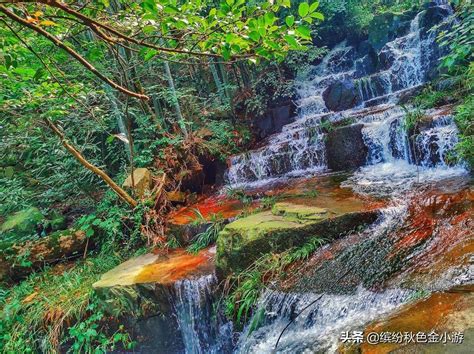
left=358, top=284, right=474, bottom=353
left=378, top=47, right=396, bottom=70
left=354, top=53, right=378, bottom=77
left=253, top=102, right=296, bottom=140
left=323, top=80, right=361, bottom=112
left=325, top=124, right=368, bottom=171
left=0, top=228, right=89, bottom=280
left=93, top=248, right=217, bottom=353
left=0, top=207, right=43, bottom=239
left=420, top=5, right=452, bottom=35
left=216, top=203, right=378, bottom=276
left=123, top=168, right=152, bottom=198
left=94, top=249, right=215, bottom=288
left=354, top=41, right=378, bottom=77
left=368, top=12, right=410, bottom=51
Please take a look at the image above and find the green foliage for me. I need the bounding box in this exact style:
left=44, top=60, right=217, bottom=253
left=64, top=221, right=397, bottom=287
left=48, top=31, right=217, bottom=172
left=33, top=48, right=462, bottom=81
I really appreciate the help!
left=201, top=120, right=252, bottom=161
left=0, top=252, right=130, bottom=353
left=223, top=236, right=326, bottom=327
left=187, top=212, right=225, bottom=253
left=67, top=305, right=134, bottom=353
left=319, top=0, right=421, bottom=35
left=412, top=86, right=448, bottom=109
left=454, top=93, right=474, bottom=168
left=437, top=3, right=473, bottom=75
left=225, top=187, right=254, bottom=206
left=260, top=195, right=281, bottom=209
left=401, top=107, right=425, bottom=132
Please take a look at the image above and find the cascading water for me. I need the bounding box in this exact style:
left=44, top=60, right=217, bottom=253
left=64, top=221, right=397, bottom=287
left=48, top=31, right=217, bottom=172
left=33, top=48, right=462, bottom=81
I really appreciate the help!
left=165, top=3, right=470, bottom=353
left=225, top=3, right=464, bottom=188
left=217, top=3, right=471, bottom=353
left=236, top=201, right=411, bottom=353
left=171, top=274, right=233, bottom=354
left=236, top=287, right=411, bottom=354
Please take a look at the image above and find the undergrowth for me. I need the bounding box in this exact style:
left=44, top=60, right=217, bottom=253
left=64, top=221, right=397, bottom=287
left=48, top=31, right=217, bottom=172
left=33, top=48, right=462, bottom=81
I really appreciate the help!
left=222, top=237, right=326, bottom=329
left=0, top=251, right=134, bottom=353
left=187, top=210, right=226, bottom=253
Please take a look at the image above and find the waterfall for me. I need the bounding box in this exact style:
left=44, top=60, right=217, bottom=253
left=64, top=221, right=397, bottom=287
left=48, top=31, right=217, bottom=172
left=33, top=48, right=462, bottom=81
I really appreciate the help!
left=226, top=5, right=455, bottom=186
left=225, top=3, right=463, bottom=188
left=171, top=274, right=233, bottom=354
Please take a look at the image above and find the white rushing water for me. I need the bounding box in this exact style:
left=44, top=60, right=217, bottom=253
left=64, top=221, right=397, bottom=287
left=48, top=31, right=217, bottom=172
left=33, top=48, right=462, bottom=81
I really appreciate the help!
left=236, top=287, right=411, bottom=354
left=236, top=201, right=410, bottom=353
left=171, top=274, right=233, bottom=354
left=225, top=4, right=465, bottom=188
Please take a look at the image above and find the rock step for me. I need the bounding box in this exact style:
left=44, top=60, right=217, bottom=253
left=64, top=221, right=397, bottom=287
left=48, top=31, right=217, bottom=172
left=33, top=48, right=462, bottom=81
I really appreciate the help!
left=216, top=202, right=379, bottom=276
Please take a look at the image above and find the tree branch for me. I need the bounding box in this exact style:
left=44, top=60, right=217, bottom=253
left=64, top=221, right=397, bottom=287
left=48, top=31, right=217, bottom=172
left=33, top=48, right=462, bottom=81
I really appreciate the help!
left=44, top=118, right=138, bottom=208
left=0, top=4, right=149, bottom=100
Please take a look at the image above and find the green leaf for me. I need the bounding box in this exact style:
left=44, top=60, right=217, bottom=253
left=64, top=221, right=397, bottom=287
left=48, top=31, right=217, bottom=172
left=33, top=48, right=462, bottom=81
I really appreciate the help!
left=264, top=12, right=275, bottom=26
left=249, top=31, right=260, bottom=42
left=284, top=35, right=299, bottom=48
left=310, top=12, right=324, bottom=20
left=33, top=67, right=45, bottom=81
left=142, top=0, right=157, bottom=14
left=142, top=25, right=155, bottom=34
left=285, top=15, right=294, bottom=27
left=144, top=48, right=158, bottom=61
left=298, top=3, right=309, bottom=17
left=309, top=1, right=320, bottom=12
left=296, top=25, right=311, bottom=39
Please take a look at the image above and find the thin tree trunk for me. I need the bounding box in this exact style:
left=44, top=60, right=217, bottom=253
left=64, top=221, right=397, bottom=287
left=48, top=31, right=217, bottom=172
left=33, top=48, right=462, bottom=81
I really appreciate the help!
left=44, top=118, right=138, bottom=208
left=163, top=61, right=188, bottom=137
left=209, top=59, right=226, bottom=103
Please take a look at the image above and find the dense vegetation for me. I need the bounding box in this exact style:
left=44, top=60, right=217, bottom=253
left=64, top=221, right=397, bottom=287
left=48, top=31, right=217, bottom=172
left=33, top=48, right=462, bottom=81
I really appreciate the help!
left=0, top=0, right=472, bottom=352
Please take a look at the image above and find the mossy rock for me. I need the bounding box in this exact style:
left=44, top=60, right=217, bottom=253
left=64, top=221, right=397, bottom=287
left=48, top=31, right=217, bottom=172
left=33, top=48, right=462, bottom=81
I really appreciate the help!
left=271, top=202, right=328, bottom=221
left=216, top=203, right=379, bottom=276
left=368, top=11, right=413, bottom=51
left=0, top=207, right=43, bottom=239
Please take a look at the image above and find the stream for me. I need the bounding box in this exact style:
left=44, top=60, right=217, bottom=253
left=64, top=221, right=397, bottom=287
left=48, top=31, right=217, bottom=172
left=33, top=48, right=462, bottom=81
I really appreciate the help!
left=120, top=2, right=472, bottom=352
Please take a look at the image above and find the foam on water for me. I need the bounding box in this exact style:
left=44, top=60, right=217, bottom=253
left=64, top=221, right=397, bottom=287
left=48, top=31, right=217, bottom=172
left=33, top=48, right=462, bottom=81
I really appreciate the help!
left=342, top=160, right=468, bottom=197
left=236, top=287, right=411, bottom=354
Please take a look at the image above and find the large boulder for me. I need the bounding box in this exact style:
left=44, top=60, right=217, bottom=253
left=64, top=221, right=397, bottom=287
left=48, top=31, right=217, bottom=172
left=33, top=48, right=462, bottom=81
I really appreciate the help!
left=0, top=228, right=89, bottom=280
left=216, top=202, right=378, bottom=276
left=253, top=102, right=296, bottom=140
left=419, top=4, right=452, bottom=36
left=325, top=124, right=368, bottom=171
left=122, top=168, right=152, bottom=198
left=323, top=80, right=361, bottom=112
left=0, top=207, right=43, bottom=239
left=368, top=12, right=414, bottom=51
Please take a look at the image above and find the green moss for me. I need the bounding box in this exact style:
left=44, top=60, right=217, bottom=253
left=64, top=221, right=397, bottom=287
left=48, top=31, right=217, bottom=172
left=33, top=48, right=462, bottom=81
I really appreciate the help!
left=0, top=207, right=43, bottom=238
left=216, top=203, right=378, bottom=276
left=271, top=202, right=328, bottom=221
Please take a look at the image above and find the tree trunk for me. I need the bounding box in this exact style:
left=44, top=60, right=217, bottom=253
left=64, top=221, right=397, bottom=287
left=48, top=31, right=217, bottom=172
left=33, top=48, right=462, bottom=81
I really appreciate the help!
left=209, top=59, right=226, bottom=103
left=45, top=119, right=138, bottom=207
left=163, top=61, right=188, bottom=137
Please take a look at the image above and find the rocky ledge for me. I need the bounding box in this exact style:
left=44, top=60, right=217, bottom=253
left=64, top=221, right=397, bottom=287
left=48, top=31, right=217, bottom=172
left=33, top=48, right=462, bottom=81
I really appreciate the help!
left=216, top=201, right=379, bottom=276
